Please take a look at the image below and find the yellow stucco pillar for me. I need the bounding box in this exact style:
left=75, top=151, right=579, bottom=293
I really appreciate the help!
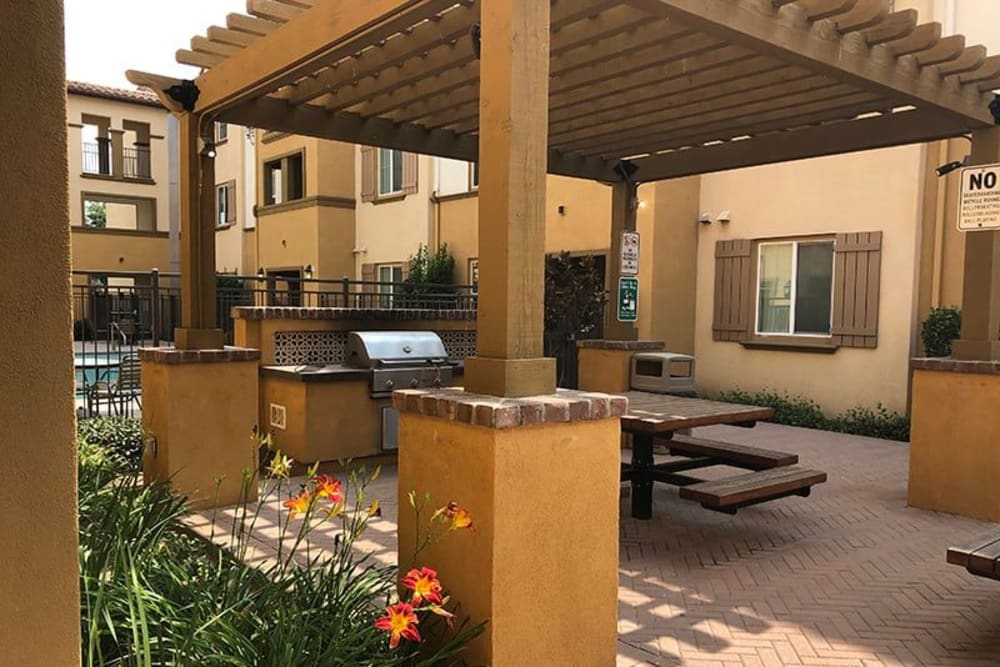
left=908, top=361, right=1000, bottom=521
left=396, top=388, right=626, bottom=666
left=577, top=340, right=666, bottom=394
left=141, top=348, right=261, bottom=508
left=0, top=0, right=81, bottom=662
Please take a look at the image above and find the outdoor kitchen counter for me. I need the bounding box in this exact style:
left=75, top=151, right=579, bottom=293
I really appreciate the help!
left=261, top=362, right=465, bottom=383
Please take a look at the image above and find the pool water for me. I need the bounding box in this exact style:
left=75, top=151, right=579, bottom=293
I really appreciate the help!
left=74, top=353, right=124, bottom=396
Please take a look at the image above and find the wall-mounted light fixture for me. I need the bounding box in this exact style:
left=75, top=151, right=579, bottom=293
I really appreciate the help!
left=557, top=205, right=566, bottom=216
left=637, top=200, right=648, bottom=210
left=717, top=210, right=732, bottom=224
left=256, top=268, right=265, bottom=279
left=698, top=211, right=713, bottom=225
left=200, top=140, right=217, bottom=159
left=304, top=264, right=314, bottom=279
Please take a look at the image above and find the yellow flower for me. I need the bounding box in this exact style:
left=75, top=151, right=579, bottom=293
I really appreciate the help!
left=367, top=499, right=381, bottom=518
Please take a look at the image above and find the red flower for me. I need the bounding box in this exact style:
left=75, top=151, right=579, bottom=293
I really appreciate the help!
left=312, top=474, right=343, bottom=503
left=374, top=602, right=421, bottom=649
left=402, top=566, right=444, bottom=606
left=283, top=490, right=312, bottom=519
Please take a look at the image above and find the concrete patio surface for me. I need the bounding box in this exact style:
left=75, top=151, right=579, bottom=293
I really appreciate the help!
left=193, top=422, right=1000, bottom=666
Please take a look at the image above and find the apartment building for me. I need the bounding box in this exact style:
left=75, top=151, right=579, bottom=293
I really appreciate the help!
left=213, top=121, right=257, bottom=275
left=67, top=81, right=172, bottom=278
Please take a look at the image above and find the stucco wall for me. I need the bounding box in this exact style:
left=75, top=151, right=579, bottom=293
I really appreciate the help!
left=436, top=174, right=613, bottom=285
left=214, top=125, right=250, bottom=274
left=71, top=227, right=171, bottom=272
left=694, top=146, right=926, bottom=414
left=354, top=152, right=435, bottom=274
left=0, top=0, right=81, bottom=662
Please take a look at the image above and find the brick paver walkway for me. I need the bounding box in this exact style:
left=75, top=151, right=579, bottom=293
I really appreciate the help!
left=195, top=423, right=1000, bottom=666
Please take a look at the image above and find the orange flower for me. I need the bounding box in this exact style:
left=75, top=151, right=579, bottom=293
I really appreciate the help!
left=402, top=566, right=443, bottom=606
left=374, top=602, right=421, bottom=649
left=439, top=502, right=474, bottom=531
left=312, top=474, right=343, bottom=503
left=283, top=490, right=313, bottom=519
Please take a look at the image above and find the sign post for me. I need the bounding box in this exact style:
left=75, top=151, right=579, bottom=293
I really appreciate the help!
left=617, top=277, right=638, bottom=322
left=958, top=163, right=1000, bottom=231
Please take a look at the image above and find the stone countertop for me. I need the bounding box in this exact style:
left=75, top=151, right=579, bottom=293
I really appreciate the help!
left=262, top=362, right=465, bottom=383
left=911, top=357, right=1000, bottom=375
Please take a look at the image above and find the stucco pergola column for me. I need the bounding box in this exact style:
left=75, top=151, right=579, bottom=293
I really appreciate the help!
left=951, top=127, right=1000, bottom=361
left=175, top=112, right=225, bottom=350
left=463, top=0, right=556, bottom=398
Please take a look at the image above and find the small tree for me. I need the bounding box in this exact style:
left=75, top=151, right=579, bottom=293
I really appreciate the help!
left=85, top=200, right=107, bottom=228
left=402, top=244, right=457, bottom=308
left=920, top=306, right=961, bottom=357
left=544, top=252, right=608, bottom=385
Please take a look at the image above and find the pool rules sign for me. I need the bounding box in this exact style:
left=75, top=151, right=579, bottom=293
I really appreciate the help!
left=958, top=163, right=1000, bottom=231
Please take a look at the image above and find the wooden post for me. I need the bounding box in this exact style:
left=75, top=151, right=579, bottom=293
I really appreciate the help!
left=952, top=127, right=1000, bottom=361
left=605, top=180, right=640, bottom=341
left=464, top=0, right=556, bottom=397
left=174, top=113, right=225, bottom=350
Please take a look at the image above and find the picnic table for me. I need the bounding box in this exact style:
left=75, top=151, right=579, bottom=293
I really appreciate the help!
left=620, top=392, right=827, bottom=519
left=947, top=531, right=1000, bottom=580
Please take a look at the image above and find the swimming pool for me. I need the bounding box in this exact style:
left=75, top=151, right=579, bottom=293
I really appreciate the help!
left=74, top=353, right=124, bottom=395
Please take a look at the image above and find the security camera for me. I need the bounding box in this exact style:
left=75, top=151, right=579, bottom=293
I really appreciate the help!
left=936, top=157, right=968, bottom=177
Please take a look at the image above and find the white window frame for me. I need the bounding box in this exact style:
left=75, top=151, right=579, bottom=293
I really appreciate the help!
left=469, top=162, right=479, bottom=191
left=377, top=264, right=404, bottom=307
left=215, top=122, right=228, bottom=142
left=754, top=239, right=835, bottom=338
left=378, top=148, right=403, bottom=196
left=216, top=183, right=230, bottom=227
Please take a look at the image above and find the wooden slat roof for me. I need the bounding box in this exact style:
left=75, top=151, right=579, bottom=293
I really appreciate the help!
left=130, top=0, right=1000, bottom=183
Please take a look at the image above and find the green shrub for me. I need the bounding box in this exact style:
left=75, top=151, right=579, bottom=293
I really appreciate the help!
left=828, top=404, right=910, bottom=442
left=920, top=305, right=961, bottom=357
left=77, top=417, right=145, bottom=468
left=401, top=244, right=458, bottom=308
left=716, top=389, right=910, bottom=442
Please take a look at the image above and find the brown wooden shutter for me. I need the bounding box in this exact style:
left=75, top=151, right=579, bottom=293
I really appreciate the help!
left=832, top=231, right=882, bottom=348
left=360, top=146, right=376, bottom=203
left=226, top=180, right=236, bottom=223
left=402, top=152, right=419, bottom=195
left=712, top=239, right=753, bottom=342
left=361, top=263, right=376, bottom=293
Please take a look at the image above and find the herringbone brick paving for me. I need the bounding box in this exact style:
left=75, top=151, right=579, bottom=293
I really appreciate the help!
left=615, top=423, right=1000, bottom=667
left=196, top=423, right=1000, bottom=666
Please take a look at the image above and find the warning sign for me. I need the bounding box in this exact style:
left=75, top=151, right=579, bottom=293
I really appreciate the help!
left=958, top=163, right=1000, bottom=231
left=620, top=231, right=640, bottom=276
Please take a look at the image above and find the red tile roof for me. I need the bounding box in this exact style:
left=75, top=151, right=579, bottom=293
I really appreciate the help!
left=67, top=81, right=164, bottom=109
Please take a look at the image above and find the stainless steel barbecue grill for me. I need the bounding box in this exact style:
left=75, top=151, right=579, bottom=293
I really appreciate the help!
left=345, top=331, right=456, bottom=398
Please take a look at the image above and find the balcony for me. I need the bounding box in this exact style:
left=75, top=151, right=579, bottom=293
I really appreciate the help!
left=82, top=142, right=151, bottom=180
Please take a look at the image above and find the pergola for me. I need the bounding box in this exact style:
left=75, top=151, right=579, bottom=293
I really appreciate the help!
left=129, top=0, right=1000, bottom=397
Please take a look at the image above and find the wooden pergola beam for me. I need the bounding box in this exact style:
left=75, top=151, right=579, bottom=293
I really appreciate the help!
left=623, top=0, right=995, bottom=127
left=630, top=108, right=971, bottom=181
left=218, top=95, right=619, bottom=182
left=192, top=0, right=459, bottom=114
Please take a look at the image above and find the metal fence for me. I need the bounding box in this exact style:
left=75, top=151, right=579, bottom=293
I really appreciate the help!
left=71, top=270, right=477, bottom=419
left=123, top=146, right=151, bottom=179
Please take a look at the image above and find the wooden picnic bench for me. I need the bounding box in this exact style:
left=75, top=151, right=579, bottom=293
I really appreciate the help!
left=620, top=392, right=827, bottom=519
left=947, top=530, right=1000, bottom=580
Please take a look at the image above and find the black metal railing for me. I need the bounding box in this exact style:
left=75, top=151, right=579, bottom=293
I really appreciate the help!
left=82, top=141, right=111, bottom=175
left=123, top=146, right=151, bottom=179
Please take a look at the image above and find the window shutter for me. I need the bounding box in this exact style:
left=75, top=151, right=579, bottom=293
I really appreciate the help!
left=402, top=152, right=419, bottom=195
left=712, top=240, right=753, bottom=342
left=226, top=180, right=236, bottom=223
left=361, top=263, right=376, bottom=294
left=832, top=231, right=882, bottom=348
left=360, top=147, right=376, bottom=203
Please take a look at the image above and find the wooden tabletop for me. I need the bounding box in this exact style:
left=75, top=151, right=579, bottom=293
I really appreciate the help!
left=621, top=391, right=774, bottom=433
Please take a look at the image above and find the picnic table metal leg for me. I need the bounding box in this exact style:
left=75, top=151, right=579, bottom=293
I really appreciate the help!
left=631, top=432, right=654, bottom=520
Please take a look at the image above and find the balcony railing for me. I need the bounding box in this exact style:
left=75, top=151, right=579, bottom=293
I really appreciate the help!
left=123, top=146, right=151, bottom=179
left=82, top=141, right=111, bottom=176
left=81, top=143, right=151, bottom=179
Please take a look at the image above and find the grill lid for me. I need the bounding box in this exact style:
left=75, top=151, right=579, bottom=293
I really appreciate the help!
left=345, top=331, right=449, bottom=367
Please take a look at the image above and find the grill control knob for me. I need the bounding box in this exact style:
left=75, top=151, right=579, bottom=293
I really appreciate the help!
left=410, top=378, right=420, bottom=388
left=385, top=379, right=395, bottom=389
